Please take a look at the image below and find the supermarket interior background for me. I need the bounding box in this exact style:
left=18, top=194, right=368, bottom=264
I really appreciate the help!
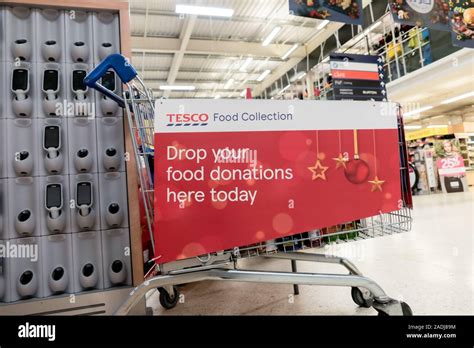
left=0, top=0, right=473, bottom=321
left=130, top=0, right=474, bottom=315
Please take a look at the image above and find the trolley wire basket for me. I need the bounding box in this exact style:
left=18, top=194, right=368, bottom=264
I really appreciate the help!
left=235, top=206, right=411, bottom=259
left=85, top=54, right=414, bottom=316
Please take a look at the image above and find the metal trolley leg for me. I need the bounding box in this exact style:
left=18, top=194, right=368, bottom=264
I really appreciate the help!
left=291, top=260, right=299, bottom=295
left=267, top=252, right=364, bottom=275
left=116, top=252, right=412, bottom=316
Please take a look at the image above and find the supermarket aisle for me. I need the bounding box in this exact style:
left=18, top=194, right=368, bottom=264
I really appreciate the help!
left=148, top=191, right=474, bottom=315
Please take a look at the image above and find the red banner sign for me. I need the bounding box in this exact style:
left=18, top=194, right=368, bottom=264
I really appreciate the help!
left=154, top=100, right=402, bottom=263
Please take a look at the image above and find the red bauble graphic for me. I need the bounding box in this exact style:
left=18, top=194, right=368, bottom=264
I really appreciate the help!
left=344, top=159, right=370, bottom=184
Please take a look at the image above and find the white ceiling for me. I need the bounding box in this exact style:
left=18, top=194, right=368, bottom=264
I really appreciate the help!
left=387, top=48, right=474, bottom=125
left=128, top=0, right=473, bottom=118
left=129, top=0, right=346, bottom=99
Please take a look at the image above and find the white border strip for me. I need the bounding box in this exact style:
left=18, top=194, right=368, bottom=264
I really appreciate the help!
left=155, top=100, right=398, bottom=133
left=330, top=61, right=379, bottom=72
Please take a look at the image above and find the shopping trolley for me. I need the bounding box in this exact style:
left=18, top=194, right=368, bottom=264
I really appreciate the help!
left=85, top=54, right=413, bottom=316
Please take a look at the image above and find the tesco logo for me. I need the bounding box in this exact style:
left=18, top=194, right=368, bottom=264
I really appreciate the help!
left=166, top=113, right=209, bottom=127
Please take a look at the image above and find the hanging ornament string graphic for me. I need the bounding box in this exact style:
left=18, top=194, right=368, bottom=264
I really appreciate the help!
left=332, top=130, right=347, bottom=169
left=368, top=129, right=385, bottom=192
left=344, top=129, right=370, bottom=184
left=308, top=130, right=329, bottom=180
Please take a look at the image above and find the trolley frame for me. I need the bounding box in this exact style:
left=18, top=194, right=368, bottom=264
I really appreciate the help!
left=85, top=55, right=413, bottom=316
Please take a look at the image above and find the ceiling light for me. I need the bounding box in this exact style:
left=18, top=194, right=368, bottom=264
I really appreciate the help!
left=370, top=21, right=382, bottom=30
left=159, top=85, right=195, bottom=91
left=363, top=21, right=381, bottom=36
left=427, top=125, right=448, bottom=128
left=317, top=20, right=329, bottom=30
left=175, top=4, right=234, bottom=17
left=239, top=57, right=253, bottom=72
left=257, top=69, right=271, bottom=82
left=440, top=91, right=474, bottom=105
left=297, top=72, right=307, bottom=80
left=403, top=105, right=433, bottom=117
left=404, top=125, right=422, bottom=130
left=214, top=95, right=221, bottom=99
left=262, top=26, right=281, bottom=47
left=279, top=84, right=290, bottom=94
left=281, top=44, right=299, bottom=60
left=224, top=78, right=234, bottom=89
left=240, top=89, right=246, bottom=97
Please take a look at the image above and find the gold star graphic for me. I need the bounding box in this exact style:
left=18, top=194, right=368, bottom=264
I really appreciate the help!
left=368, top=176, right=385, bottom=192
left=332, top=153, right=347, bottom=169
left=308, top=160, right=329, bottom=180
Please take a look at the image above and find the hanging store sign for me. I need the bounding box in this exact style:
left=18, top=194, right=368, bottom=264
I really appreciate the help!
left=389, top=0, right=451, bottom=32
left=390, top=0, right=473, bottom=48
left=289, top=0, right=363, bottom=26
left=448, top=0, right=474, bottom=48
left=154, top=100, right=402, bottom=263
left=330, top=53, right=387, bottom=102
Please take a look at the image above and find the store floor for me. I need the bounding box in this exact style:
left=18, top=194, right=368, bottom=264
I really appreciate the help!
left=147, top=191, right=474, bottom=315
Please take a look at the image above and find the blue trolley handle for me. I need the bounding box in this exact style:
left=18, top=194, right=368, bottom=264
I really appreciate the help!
left=84, top=54, right=138, bottom=108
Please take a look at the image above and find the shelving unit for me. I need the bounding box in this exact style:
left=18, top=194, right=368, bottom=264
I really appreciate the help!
left=456, top=135, right=470, bottom=168
left=407, top=138, right=439, bottom=194
left=465, top=134, right=474, bottom=169
left=0, top=0, right=144, bottom=315
left=458, top=133, right=474, bottom=187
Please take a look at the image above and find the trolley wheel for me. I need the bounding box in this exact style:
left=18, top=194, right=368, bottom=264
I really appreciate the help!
left=376, top=301, right=413, bottom=316
left=158, top=286, right=180, bottom=309
left=351, top=287, right=373, bottom=308
left=400, top=302, right=413, bottom=316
